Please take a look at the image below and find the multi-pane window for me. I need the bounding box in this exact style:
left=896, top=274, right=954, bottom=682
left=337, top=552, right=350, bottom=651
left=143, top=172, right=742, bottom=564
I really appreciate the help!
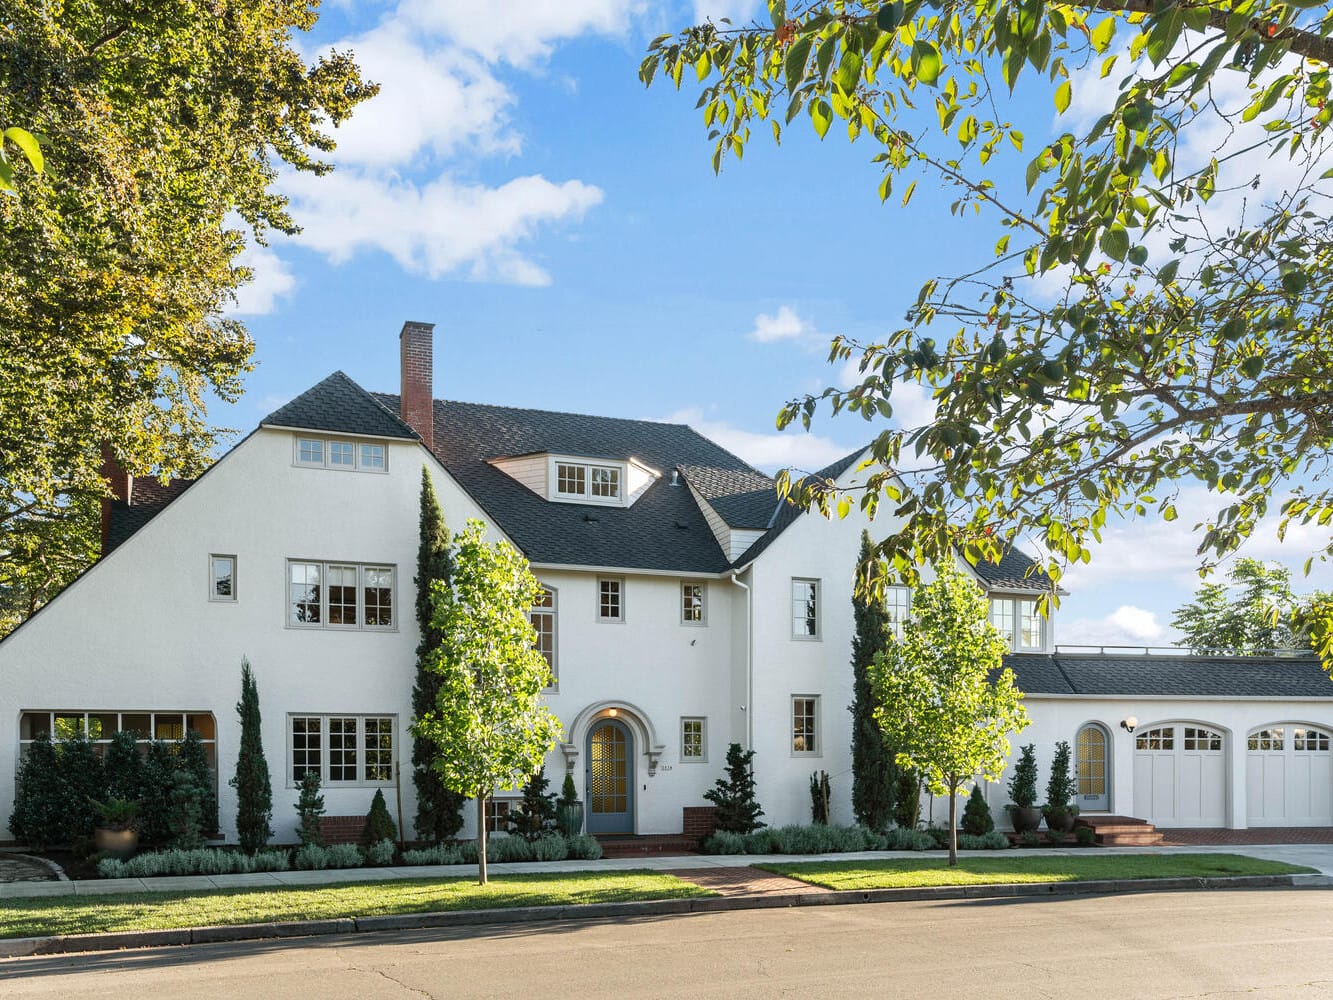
left=288, top=714, right=394, bottom=785
left=1136, top=727, right=1174, bottom=751
left=792, top=579, right=820, bottom=639
left=556, top=463, right=586, bottom=496
left=530, top=587, right=557, bottom=683
left=1294, top=727, right=1331, bottom=752
left=989, top=597, right=1044, bottom=651
left=211, top=555, right=237, bottom=601
left=886, top=586, right=911, bottom=639
left=681, top=582, right=705, bottom=625
left=554, top=461, right=623, bottom=502
left=1249, top=728, right=1285, bottom=751
left=287, top=561, right=395, bottom=629
left=293, top=435, right=388, bottom=473
left=598, top=578, right=623, bottom=622
left=1183, top=726, right=1223, bottom=751
left=681, top=718, right=706, bottom=761
left=792, top=696, right=819, bottom=754
left=486, top=799, right=513, bottom=833
left=590, top=466, right=621, bottom=498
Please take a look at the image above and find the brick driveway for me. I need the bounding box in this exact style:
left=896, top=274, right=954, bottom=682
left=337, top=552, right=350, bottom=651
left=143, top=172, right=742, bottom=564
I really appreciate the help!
left=666, top=866, right=823, bottom=897
left=1160, top=827, right=1333, bottom=846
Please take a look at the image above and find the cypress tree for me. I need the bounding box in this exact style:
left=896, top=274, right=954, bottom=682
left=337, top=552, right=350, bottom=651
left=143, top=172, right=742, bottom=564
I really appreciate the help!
left=9, top=732, right=63, bottom=850
left=230, top=657, right=273, bottom=852
left=59, top=732, right=104, bottom=839
left=850, top=531, right=897, bottom=830
left=103, top=731, right=143, bottom=801
left=704, top=743, right=765, bottom=834
left=179, top=729, right=218, bottom=836
left=412, top=467, right=465, bottom=841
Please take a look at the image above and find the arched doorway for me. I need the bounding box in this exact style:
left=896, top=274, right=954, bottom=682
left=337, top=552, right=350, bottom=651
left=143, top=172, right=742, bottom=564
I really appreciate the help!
left=1076, top=723, right=1111, bottom=812
left=586, top=718, right=634, bottom=834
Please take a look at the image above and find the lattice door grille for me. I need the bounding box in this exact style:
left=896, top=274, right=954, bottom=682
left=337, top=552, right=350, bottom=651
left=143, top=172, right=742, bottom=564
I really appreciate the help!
left=589, top=723, right=628, bottom=814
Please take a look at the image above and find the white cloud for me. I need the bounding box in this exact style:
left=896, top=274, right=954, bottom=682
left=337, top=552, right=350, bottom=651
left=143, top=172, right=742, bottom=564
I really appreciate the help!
left=747, top=305, right=813, bottom=343
left=280, top=169, right=603, bottom=285
left=1062, top=605, right=1170, bottom=648
left=230, top=243, right=296, bottom=316
left=660, top=407, right=857, bottom=474
left=398, top=0, right=640, bottom=65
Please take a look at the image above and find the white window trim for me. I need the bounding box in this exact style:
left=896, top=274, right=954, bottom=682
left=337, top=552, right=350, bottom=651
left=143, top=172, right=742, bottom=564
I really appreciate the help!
left=680, top=581, right=707, bottom=626
left=680, top=716, right=707, bottom=763
left=209, top=553, right=237, bottom=603
left=596, top=576, right=625, bottom=623
left=547, top=455, right=626, bottom=506
left=286, top=713, right=396, bottom=788
left=530, top=584, right=558, bottom=690
left=791, top=695, right=821, bottom=757
left=285, top=560, right=398, bottom=632
left=989, top=595, right=1047, bottom=652
left=885, top=585, right=911, bottom=639
left=292, top=434, right=389, bottom=474
left=791, top=578, right=822, bottom=641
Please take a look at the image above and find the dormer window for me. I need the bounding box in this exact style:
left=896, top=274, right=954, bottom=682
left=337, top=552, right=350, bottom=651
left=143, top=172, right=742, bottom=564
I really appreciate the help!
left=554, top=461, right=623, bottom=503
left=489, top=452, right=658, bottom=507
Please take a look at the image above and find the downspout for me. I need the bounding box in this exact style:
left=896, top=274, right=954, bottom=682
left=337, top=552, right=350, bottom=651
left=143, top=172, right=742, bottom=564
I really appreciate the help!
left=728, top=569, right=753, bottom=751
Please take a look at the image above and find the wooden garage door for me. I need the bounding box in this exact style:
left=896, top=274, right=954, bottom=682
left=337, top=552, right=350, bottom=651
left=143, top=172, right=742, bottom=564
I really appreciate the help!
left=1247, top=726, right=1333, bottom=827
left=1132, top=724, right=1227, bottom=828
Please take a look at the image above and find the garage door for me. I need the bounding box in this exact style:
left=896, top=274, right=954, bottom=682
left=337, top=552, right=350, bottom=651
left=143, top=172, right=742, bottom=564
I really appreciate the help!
left=1132, top=724, right=1227, bottom=827
left=1247, top=726, right=1333, bottom=826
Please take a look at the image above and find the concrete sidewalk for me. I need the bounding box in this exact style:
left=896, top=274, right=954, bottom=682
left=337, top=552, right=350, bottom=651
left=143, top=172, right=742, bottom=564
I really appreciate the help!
left=4, top=842, right=1332, bottom=899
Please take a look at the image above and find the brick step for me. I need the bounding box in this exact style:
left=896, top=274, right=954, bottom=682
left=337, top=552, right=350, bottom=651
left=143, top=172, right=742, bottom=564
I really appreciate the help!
left=1076, top=814, right=1164, bottom=847
left=594, top=835, right=699, bottom=858
left=1098, top=832, right=1166, bottom=846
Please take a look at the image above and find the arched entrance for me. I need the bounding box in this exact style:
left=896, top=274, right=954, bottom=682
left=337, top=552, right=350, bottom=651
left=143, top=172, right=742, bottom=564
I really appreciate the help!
left=1076, top=723, right=1111, bottom=812
left=586, top=718, right=634, bottom=834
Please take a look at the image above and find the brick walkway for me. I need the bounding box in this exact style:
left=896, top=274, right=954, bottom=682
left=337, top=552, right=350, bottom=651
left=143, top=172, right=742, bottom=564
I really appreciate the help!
left=666, top=866, right=823, bottom=897
left=0, top=853, right=60, bottom=883
left=1160, top=827, right=1333, bottom=846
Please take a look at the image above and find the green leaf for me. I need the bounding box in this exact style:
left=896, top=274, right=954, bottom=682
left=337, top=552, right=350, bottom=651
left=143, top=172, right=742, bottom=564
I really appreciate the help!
left=835, top=49, right=864, bottom=95
left=1101, top=226, right=1129, bottom=262
left=1157, top=259, right=1180, bottom=285
left=876, top=1, right=906, bottom=31
left=1054, top=80, right=1071, bottom=114
left=2, top=127, right=42, bottom=174
left=1282, top=270, right=1309, bottom=295
left=1090, top=16, right=1115, bottom=53
left=912, top=41, right=942, bottom=86
left=1240, top=356, right=1264, bottom=379
left=694, top=52, right=711, bottom=82
left=785, top=36, right=813, bottom=93
left=902, top=180, right=917, bottom=206
left=811, top=98, right=833, bottom=138
left=1129, top=245, right=1148, bottom=266
left=1079, top=480, right=1099, bottom=501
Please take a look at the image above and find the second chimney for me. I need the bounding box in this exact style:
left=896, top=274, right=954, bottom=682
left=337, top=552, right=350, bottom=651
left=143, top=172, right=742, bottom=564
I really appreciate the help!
left=399, top=321, right=435, bottom=451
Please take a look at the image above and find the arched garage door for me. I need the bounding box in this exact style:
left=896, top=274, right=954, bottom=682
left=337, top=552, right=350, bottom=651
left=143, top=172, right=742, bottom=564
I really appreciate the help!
left=1132, top=724, right=1227, bottom=827
left=1247, top=726, right=1333, bottom=827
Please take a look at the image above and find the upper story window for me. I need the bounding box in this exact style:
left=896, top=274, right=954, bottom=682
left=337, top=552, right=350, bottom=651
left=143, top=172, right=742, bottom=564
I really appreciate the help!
left=293, top=435, right=388, bottom=474
left=210, top=555, right=236, bottom=602
left=598, top=578, right=624, bottom=622
left=989, top=596, right=1045, bottom=651
left=792, top=578, right=820, bottom=640
left=287, top=560, right=396, bottom=630
left=681, top=582, right=706, bottom=625
left=555, top=461, right=622, bottom=502
left=885, top=586, right=910, bottom=639
left=530, top=586, right=557, bottom=684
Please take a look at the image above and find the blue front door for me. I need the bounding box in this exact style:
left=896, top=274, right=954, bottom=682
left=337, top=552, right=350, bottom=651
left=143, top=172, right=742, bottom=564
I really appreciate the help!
left=586, top=719, right=634, bottom=834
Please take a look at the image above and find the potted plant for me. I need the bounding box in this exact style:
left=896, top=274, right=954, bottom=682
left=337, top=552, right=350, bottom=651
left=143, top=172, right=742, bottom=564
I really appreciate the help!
left=91, top=797, right=141, bottom=858
left=1006, top=744, right=1042, bottom=833
left=1042, top=740, right=1080, bottom=834
left=555, top=771, right=583, bottom=837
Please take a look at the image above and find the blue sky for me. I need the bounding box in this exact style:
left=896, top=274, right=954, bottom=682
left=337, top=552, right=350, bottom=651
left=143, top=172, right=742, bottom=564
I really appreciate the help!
left=220, top=0, right=1331, bottom=646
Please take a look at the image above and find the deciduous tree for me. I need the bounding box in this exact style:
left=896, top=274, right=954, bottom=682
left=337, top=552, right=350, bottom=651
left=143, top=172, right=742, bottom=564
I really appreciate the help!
left=413, top=521, right=562, bottom=884
left=1172, top=557, right=1329, bottom=654
left=871, top=562, right=1028, bottom=864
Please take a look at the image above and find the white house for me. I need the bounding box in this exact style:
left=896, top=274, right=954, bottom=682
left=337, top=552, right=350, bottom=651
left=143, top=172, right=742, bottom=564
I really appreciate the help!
left=3, top=320, right=1331, bottom=844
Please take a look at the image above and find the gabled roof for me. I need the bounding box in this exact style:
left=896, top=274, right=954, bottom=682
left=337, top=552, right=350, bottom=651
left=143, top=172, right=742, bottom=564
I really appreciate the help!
left=104, top=478, right=195, bottom=554
left=678, top=463, right=776, bottom=529
left=970, top=546, right=1055, bottom=593
left=733, top=447, right=868, bottom=567
left=1004, top=652, right=1333, bottom=699
left=374, top=393, right=775, bottom=574
left=262, top=371, right=418, bottom=440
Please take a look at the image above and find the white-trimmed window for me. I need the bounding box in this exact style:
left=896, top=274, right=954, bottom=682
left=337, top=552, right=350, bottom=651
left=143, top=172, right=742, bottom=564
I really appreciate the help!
left=886, top=585, right=910, bottom=639
left=792, top=696, right=820, bottom=755
left=989, top=596, right=1045, bottom=651
left=287, top=561, right=396, bottom=630
left=681, top=582, right=706, bottom=625
left=210, top=554, right=237, bottom=602
left=681, top=717, right=706, bottom=761
left=1295, top=727, right=1332, bottom=752
left=598, top=577, right=624, bottom=622
left=19, top=710, right=218, bottom=789
left=288, top=714, right=394, bottom=786
left=486, top=797, right=516, bottom=833
left=553, top=460, right=623, bottom=503
left=791, top=578, right=820, bottom=639
left=530, top=586, right=557, bottom=684
left=293, top=435, right=389, bottom=473
left=1249, top=728, right=1285, bottom=751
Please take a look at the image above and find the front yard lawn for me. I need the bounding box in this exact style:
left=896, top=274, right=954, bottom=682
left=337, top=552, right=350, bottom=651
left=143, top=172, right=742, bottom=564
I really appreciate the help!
left=0, top=872, right=712, bottom=940
left=759, top=853, right=1314, bottom=890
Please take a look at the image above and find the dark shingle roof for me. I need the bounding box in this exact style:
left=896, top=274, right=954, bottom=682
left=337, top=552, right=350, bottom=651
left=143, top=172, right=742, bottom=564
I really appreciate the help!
left=1004, top=653, right=1333, bottom=699
left=105, top=478, right=195, bottom=554
left=970, top=547, right=1055, bottom=593
left=262, top=372, right=418, bottom=440
left=678, top=463, right=776, bottom=529
left=373, top=393, right=781, bottom=573
left=733, top=447, right=868, bottom=567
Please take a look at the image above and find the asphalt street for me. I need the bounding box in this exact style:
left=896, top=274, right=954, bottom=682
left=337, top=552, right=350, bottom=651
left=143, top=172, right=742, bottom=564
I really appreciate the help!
left=4, top=887, right=1332, bottom=998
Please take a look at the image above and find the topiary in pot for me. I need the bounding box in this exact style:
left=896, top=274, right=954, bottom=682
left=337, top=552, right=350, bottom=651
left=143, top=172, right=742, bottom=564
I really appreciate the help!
left=961, top=785, right=995, bottom=836
left=91, top=796, right=141, bottom=858
left=1006, top=744, right=1042, bottom=833
left=1042, top=740, right=1079, bottom=833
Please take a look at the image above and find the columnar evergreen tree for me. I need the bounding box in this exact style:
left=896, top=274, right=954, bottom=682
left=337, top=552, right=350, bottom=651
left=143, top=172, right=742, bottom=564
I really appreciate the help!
left=850, top=530, right=897, bottom=831
left=704, top=743, right=766, bottom=834
left=59, top=732, right=104, bottom=840
left=179, top=729, right=217, bottom=837
left=294, top=771, right=325, bottom=847
left=230, top=658, right=272, bottom=853
left=508, top=767, right=559, bottom=841
left=8, top=732, right=62, bottom=849
left=412, top=468, right=466, bottom=841
left=140, top=741, right=176, bottom=845
left=413, top=520, right=563, bottom=884
left=102, top=731, right=142, bottom=801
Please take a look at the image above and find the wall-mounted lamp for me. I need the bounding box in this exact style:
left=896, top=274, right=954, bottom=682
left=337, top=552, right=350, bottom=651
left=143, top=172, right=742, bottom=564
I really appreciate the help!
left=607, top=708, right=618, bottom=718
left=1120, top=716, right=1138, bottom=734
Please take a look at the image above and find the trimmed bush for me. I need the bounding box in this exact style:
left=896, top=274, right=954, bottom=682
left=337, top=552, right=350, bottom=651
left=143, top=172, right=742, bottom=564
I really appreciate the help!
left=166, top=769, right=205, bottom=849
left=295, top=771, right=325, bottom=846
left=701, top=830, right=745, bottom=854
left=364, top=838, right=396, bottom=866
left=704, top=743, right=765, bottom=834
left=98, top=848, right=291, bottom=878
left=60, top=733, right=104, bottom=840
left=9, top=732, right=64, bottom=850
left=702, top=824, right=884, bottom=856
left=961, top=786, right=995, bottom=836
left=958, top=831, right=1009, bottom=850
left=885, top=827, right=934, bottom=851
left=742, top=828, right=782, bottom=854
left=531, top=832, right=570, bottom=861
left=179, top=730, right=218, bottom=836
left=103, top=731, right=143, bottom=802
left=486, top=834, right=534, bottom=863
left=402, top=844, right=466, bottom=866
left=809, top=770, right=831, bottom=825
left=1008, top=744, right=1039, bottom=808
left=326, top=844, right=363, bottom=868
left=508, top=768, right=558, bottom=841
left=1075, top=825, right=1097, bottom=847
left=295, top=844, right=331, bottom=870
left=363, top=788, right=398, bottom=846
left=1019, top=830, right=1042, bottom=848
left=925, top=825, right=951, bottom=850
left=140, top=741, right=176, bottom=846
left=565, top=834, right=603, bottom=860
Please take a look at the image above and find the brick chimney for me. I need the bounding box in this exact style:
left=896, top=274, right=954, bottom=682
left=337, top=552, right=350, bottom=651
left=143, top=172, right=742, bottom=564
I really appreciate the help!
left=99, top=443, right=131, bottom=557
left=399, top=320, right=435, bottom=451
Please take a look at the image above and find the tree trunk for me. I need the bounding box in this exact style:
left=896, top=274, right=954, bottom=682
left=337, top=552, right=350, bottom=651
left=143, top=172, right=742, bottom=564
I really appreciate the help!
left=947, top=774, right=958, bottom=867
left=477, top=794, right=488, bottom=886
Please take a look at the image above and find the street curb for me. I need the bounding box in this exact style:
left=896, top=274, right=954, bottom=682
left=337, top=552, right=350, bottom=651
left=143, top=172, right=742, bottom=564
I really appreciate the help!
left=0, top=873, right=1314, bottom=959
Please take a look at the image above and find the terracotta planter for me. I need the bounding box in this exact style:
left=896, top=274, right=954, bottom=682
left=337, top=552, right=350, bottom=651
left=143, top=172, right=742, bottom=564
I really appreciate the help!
left=1042, top=807, right=1077, bottom=834
left=1008, top=805, right=1042, bottom=834
left=94, top=826, right=139, bottom=859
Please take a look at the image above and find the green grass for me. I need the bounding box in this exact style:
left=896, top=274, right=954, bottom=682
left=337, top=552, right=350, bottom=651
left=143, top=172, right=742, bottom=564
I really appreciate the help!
left=758, top=853, right=1315, bottom=890
left=0, top=872, right=712, bottom=940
